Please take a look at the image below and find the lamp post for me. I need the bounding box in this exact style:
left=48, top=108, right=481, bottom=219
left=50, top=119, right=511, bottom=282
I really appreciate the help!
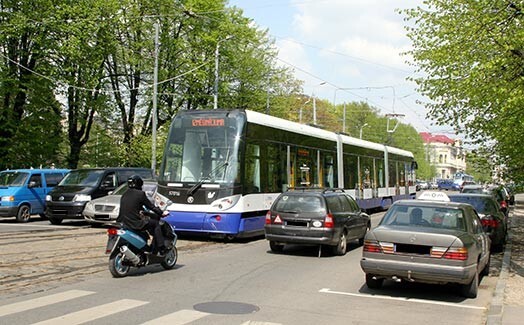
left=214, top=35, right=234, bottom=109
left=359, top=123, right=369, bottom=139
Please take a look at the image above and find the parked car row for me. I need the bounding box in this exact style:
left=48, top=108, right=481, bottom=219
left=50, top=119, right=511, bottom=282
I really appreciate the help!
left=415, top=180, right=437, bottom=191
left=461, top=183, right=514, bottom=217
left=0, top=167, right=154, bottom=224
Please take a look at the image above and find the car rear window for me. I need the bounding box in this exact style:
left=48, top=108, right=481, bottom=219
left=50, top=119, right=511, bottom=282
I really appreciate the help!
left=380, top=205, right=466, bottom=231
left=274, top=195, right=325, bottom=213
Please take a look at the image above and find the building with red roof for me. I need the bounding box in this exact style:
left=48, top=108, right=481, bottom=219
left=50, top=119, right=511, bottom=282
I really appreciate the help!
left=420, top=132, right=467, bottom=179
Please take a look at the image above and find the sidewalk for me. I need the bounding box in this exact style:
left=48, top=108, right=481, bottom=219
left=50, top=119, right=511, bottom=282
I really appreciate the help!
left=487, top=193, right=524, bottom=325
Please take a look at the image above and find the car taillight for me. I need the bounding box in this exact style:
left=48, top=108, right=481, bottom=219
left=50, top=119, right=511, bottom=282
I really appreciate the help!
left=481, top=216, right=499, bottom=228
left=442, top=247, right=468, bottom=260
left=363, top=240, right=382, bottom=253
left=265, top=211, right=271, bottom=225
left=500, top=201, right=508, bottom=209
left=324, top=213, right=334, bottom=228
left=107, top=228, right=118, bottom=236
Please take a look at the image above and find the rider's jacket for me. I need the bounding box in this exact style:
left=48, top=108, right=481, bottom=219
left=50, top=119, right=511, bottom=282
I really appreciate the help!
left=117, top=188, right=163, bottom=230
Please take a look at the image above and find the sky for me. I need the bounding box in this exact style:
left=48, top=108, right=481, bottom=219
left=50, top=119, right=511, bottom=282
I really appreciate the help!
left=227, top=0, right=454, bottom=137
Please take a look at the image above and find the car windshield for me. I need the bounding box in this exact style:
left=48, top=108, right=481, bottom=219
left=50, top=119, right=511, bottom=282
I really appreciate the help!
left=274, top=195, right=325, bottom=213
left=112, top=183, right=129, bottom=195
left=449, top=196, right=499, bottom=215
left=0, top=171, right=29, bottom=186
left=380, top=205, right=466, bottom=231
left=59, top=170, right=104, bottom=187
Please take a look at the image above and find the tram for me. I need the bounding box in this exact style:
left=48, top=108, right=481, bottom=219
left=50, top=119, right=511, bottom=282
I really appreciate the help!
left=156, top=109, right=417, bottom=239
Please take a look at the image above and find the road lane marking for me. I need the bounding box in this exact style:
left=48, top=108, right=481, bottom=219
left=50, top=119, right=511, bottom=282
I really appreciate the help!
left=141, top=309, right=209, bottom=325
left=319, top=288, right=486, bottom=310
left=0, top=290, right=95, bottom=317
left=31, top=299, right=148, bottom=325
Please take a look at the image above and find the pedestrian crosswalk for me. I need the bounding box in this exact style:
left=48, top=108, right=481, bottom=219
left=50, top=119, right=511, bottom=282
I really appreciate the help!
left=0, top=290, right=282, bottom=325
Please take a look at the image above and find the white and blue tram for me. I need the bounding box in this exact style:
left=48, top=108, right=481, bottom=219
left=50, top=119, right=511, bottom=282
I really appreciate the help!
left=157, top=109, right=417, bottom=239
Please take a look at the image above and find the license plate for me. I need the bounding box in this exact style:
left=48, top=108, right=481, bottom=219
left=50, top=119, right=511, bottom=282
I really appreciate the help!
left=106, top=236, right=118, bottom=254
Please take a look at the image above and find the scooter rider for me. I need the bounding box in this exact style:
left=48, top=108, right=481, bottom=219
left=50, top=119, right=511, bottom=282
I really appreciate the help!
left=117, top=175, right=167, bottom=256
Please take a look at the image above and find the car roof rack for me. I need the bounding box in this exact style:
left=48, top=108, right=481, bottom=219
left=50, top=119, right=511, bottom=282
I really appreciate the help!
left=322, top=188, right=345, bottom=193
left=286, top=186, right=324, bottom=192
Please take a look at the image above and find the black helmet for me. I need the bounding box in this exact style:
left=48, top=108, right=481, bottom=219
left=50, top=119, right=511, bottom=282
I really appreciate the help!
left=127, top=175, right=143, bottom=190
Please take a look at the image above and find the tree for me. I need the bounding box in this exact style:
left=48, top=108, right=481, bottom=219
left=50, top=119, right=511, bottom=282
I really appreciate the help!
left=402, top=0, right=524, bottom=183
left=0, top=0, right=64, bottom=169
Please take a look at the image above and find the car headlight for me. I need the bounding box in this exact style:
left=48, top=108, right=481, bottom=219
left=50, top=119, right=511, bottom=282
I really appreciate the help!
left=73, top=194, right=91, bottom=202
left=211, top=195, right=241, bottom=211
left=84, top=201, right=94, bottom=210
left=1, top=196, right=14, bottom=202
left=45, top=195, right=52, bottom=202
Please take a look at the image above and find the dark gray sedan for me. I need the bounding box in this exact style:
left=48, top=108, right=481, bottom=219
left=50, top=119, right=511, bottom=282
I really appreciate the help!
left=360, top=197, right=491, bottom=298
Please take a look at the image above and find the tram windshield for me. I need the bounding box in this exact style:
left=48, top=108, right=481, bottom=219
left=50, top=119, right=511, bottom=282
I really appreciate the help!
left=159, top=111, right=244, bottom=185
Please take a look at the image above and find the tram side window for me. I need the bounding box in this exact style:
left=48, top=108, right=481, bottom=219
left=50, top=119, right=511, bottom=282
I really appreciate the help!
left=323, top=154, right=336, bottom=188
left=245, top=143, right=261, bottom=193
left=361, top=157, right=374, bottom=189
left=265, top=143, right=285, bottom=192
left=399, top=162, right=406, bottom=186
left=344, top=154, right=358, bottom=189
left=388, top=160, right=398, bottom=187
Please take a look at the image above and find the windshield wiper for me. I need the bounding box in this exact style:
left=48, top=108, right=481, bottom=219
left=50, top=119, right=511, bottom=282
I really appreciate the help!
left=187, top=150, right=230, bottom=197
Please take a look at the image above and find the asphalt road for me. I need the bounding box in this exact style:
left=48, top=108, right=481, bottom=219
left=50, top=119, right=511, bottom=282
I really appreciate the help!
left=0, top=211, right=502, bottom=324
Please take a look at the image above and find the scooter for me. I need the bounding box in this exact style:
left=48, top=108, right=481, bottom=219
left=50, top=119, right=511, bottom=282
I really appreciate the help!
left=105, top=210, right=178, bottom=278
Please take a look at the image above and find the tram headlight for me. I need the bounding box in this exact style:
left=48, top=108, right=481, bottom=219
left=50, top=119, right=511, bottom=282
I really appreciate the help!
left=211, top=195, right=241, bottom=211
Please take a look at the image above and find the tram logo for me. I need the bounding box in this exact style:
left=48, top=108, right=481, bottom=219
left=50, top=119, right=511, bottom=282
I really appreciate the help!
left=187, top=196, right=194, bottom=204
left=207, top=192, right=216, bottom=199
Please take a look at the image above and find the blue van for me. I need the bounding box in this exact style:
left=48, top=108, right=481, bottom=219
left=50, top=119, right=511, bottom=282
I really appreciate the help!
left=0, top=169, right=69, bottom=222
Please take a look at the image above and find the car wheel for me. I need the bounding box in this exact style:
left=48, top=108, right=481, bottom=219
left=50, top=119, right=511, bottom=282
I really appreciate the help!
left=366, top=274, right=383, bottom=289
left=460, top=269, right=478, bottom=298
left=332, top=231, right=347, bottom=256
left=359, top=223, right=371, bottom=246
left=16, top=205, right=31, bottom=223
left=48, top=216, right=63, bottom=225
left=269, top=241, right=284, bottom=253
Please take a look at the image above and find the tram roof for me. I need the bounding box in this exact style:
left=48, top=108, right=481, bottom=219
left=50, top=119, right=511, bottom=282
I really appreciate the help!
left=245, top=110, right=414, bottom=159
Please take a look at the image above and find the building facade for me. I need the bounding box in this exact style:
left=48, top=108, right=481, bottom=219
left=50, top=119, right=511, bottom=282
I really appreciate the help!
left=420, top=132, right=467, bottom=179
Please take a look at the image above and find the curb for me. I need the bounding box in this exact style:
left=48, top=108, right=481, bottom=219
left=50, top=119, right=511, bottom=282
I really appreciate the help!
left=486, top=236, right=512, bottom=324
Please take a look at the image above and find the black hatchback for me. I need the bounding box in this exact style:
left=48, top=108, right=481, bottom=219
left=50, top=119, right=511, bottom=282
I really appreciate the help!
left=264, top=188, right=371, bottom=256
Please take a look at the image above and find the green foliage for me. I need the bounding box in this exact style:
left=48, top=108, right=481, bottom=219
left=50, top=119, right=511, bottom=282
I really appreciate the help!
left=402, top=0, right=524, bottom=183
left=466, top=149, right=492, bottom=184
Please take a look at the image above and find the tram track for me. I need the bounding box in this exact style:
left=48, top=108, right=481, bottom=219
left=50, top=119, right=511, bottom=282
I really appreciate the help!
left=0, top=225, right=221, bottom=299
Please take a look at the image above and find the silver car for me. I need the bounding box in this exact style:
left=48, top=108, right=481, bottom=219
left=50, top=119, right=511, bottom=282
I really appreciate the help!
left=83, top=180, right=157, bottom=224
left=360, top=196, right=491, bottom=298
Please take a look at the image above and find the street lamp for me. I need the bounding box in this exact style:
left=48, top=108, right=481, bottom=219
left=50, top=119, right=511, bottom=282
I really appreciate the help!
left=214, top=35, right=234, bottom=109
left=359, top=123, right=369, bottom=139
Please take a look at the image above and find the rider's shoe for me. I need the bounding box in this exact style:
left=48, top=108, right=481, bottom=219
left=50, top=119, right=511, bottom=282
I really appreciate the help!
left=156, top=246, right=168, bottom=257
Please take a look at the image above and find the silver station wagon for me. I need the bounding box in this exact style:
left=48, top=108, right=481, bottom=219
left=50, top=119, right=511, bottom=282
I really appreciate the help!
left=360, top=192, right=491, bottom=298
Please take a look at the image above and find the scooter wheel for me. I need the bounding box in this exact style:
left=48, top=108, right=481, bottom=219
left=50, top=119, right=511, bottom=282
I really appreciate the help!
left=109, top=253, right=131, bottom=278
left=161, top=247, right=178, bottom=270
